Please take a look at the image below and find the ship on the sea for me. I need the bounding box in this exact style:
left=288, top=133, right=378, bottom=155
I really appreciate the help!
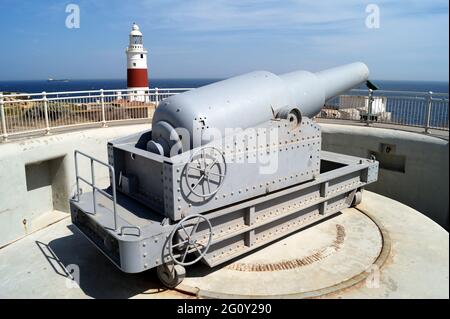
left=47, top=77, right=69, bottom=82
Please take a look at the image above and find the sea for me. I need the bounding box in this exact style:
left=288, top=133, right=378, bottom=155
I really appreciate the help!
left=0, top=79, right=448, bottom=94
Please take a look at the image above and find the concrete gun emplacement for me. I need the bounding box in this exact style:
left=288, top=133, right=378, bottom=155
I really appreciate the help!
left=70, top=62, right=379, bottom=287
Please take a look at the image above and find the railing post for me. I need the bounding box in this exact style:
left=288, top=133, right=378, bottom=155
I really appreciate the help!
left=111, top=166, right=118, bottom=231
left=366, top=89, right=373, bottom=126
left=155, top=87, right=159, bottom=107
left=74, top=151, right=80, bottom=201
left=424, top=91, right=433, bottom=134
left=100, top=89, right=107, bottom=127
left=42, top=91, right=50, bottom=135
left=90, top=158, right=97, bottom=215
left=0, top=92, right=8, bottom=142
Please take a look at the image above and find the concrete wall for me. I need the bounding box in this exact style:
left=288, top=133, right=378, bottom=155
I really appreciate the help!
left=320, top=123, right=449, bottom=229
left=0, top=124, right=149, bottom=247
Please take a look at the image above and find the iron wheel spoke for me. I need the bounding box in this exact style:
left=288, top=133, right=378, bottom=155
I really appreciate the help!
left=193, top=243, right=203, bottom=255
left=195, top=158, right=203, bottom=170
left=208, top=171, right=224, bottom=177
left=201, top=178, right=206, bottom=195
left=190, top=217, right=201, bottom=236
left=172, top=239, right=189, bottom=248
left=205, top=158, right=218, bottom=171
left=207, top=178, right=221, bottom=186
left=188, top=165, right=203, bottom=172
left=180, top=246, right=189, bottom=263
left=194, top=241, right=206, bottom=249
left=201, top=150, right=205, bottom=169
left=206, top=177, right=212, bottom=193
left=192, top=175, right=205, bottom=190
left=180, top=224, right=191, bottom=238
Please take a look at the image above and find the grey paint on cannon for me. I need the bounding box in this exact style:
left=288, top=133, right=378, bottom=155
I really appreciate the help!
left=70, top=149, right=379, bottom=273
left=66, top=62, right=377, bottom=285
left=315, top=62, right=370, bottom=101
left=107, top=117, right=322, bottom=221
left=150, top=62, right=369, bottom=155
left=280, top=62, right=370, bottom=115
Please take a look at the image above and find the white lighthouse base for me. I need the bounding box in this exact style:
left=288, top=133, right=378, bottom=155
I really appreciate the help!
left=127, top=87, right=150, bottom=103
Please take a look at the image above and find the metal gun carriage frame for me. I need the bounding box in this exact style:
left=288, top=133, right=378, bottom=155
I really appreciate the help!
left=70, top=115, right=378, bottom=287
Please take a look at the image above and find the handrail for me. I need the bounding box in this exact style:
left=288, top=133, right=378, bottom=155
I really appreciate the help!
left=1, top=88, right=191, bottom=99
left=74, top=150, right=118, bottom=231
left=348, top=89, right=449, bottom=96
left=0, top=87, right=448, bottom=142
left=2, top=87, right=447, bottom=100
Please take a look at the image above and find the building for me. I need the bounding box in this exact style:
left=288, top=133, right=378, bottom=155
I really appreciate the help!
left=126, top=23, right=149, bottom=102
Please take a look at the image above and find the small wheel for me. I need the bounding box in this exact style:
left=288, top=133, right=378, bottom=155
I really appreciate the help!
left=156, top=264, right=186, bottom=288
left=169, top=214, right=213, bottom=266
left=351, top=190, right=363, bottom=207
left=185, top=146, right=226, bottom=198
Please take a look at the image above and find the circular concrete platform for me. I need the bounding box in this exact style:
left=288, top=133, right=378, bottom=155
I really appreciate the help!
left=176, top=191, right=449, bottom=298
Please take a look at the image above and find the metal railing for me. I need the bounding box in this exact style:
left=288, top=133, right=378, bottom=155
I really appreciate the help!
left=73, top=150, right=142, bottom=236
left=0, top=87, right=448, bottom=141
left=74, top=150, right=118, bottom=231
left=0, top=88, right=189, bottom=141
left=316, top=89, right=449, bottom=132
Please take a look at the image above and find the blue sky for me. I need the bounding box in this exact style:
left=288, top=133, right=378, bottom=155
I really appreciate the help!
left=0, top=0, right=448, bottom=81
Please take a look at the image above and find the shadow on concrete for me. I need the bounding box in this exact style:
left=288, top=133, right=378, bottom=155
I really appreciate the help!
left=34, top=211, right=342, bottom=296
left=186, top=212, right=342, bottom=279
left=38, top=224, right=168, bottom=299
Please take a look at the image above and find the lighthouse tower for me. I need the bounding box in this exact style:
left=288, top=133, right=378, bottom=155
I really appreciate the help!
left=126, top=23, right=149, bottom=102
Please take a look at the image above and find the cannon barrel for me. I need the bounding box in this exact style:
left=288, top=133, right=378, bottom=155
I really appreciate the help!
left=149, top=62, right=369, bottom=155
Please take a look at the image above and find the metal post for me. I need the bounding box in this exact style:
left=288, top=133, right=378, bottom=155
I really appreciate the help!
left=424, top=91, right=433, bottom=134
left=366, top=89, right=373, bottom=126
left=100, top=89, right=107, bottom=127
left=74, top=151, right=80, bottom=201
left=42, top=91, right=50, bottom=134
left=155, top=87, right=159, bottom=107
left=91, top=158, right=97, bottom=214
left=111, top=166, right=118, bottom=231
left=0, top=92, right=8, bottom=142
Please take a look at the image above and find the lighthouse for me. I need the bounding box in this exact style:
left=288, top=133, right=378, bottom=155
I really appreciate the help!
left=126, top=23, right=149, bottom=102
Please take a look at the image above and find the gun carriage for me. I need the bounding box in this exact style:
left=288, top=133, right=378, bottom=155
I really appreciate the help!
left=70, top=62, right=379, bottom=287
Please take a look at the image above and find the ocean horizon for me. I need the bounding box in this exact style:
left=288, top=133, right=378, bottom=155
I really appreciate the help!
left=0, top=78, right=448, bottom=94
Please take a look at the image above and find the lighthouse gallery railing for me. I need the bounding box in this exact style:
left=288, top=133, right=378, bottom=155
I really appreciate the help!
left=0, top=87, right=448, bottom=141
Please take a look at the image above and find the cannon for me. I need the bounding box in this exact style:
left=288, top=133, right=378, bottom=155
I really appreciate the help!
left=148, top=62, right=369, bottom=156
left=70, top=63, right=378, bottom=287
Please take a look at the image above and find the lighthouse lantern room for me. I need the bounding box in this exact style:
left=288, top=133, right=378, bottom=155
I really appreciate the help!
left=126, top=23, right=149, bottom=102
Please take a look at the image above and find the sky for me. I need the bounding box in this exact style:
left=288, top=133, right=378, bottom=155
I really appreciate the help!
left=0, top=0, right=448, bottom=81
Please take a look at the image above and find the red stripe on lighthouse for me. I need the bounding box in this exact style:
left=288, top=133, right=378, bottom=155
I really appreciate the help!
left=127, top=69, right=149, bottom=88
